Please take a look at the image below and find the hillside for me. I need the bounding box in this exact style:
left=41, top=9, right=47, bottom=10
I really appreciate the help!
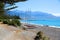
left=0, top=22, right=36, bottom=40
left=6, top=10, right=59, bottom=20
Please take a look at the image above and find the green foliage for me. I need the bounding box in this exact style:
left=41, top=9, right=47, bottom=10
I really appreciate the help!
left=10, top=19, right=21, bottom=26
left=0, top=19, right=2, bottom=22
left=11, top=15, right=21, bottom=19
left=0, top=2, right=4, bottom=8
left=0, top=0, right=27, bottom=5
left=37, top=31, right=43, bottom=39
left=34, top=31, right=50, bottom=40
left=0, top=2, right=4, bottom=16
left=0, top=0, right=27, bottom=27
left=34, top=31, right=43, bottom=40
left=0, top=14, right=21, bottom=26
left=2, top=19, right=21, bottom=26
left=3, top=19, right=9, bottom=24
left=43, top=36, right=50, bottom=40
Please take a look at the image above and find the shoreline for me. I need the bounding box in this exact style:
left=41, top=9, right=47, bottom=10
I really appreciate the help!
left=21, top=22, right=60, bottom=28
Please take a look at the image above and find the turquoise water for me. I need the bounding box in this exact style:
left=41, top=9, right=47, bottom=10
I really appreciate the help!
left=20, top=19, right=60, bottom=28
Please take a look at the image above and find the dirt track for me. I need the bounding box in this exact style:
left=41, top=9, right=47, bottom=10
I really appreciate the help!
left=0, top=23, right=36, bottom=40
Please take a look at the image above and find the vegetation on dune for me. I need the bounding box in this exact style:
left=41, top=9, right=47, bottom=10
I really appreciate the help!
left=0, top=0, right=27, bottom=26
left=34, top=31, right=50, bottom=40
left=8, top=19, right=21, bottom=26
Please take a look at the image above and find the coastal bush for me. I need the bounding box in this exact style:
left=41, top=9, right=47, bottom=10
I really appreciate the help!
left=34, top=31, right=43, bottom=40
left=37, top=31, right=43, bottom=39
left=43, top=36, right=50, bottom=40
left=34, top=31, right=50, bottom=40
left=3, top=19, right=8, bottom=24
left=0, top=19, right=2, bottom=22
left=2, top=19, right=21, bottom=27
left=10, top=19, right=21, bottom=26
left=2, top=19, right=10, bottom=24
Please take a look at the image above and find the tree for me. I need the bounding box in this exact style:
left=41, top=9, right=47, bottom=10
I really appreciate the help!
left=0, top=0, right=27, bottom=15
left=0, top=0, right=27, bottom=26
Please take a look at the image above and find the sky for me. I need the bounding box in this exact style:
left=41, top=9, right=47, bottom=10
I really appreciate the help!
left=14, top=0, right=60, bottom=16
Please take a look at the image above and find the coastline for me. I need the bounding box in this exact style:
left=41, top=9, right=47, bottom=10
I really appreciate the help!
left=21, top=22, right=60, bottom=40
left=21, top=22, right=60, bottom=28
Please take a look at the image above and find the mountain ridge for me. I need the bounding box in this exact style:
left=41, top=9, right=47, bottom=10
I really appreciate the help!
left=6, top=10, right=60, bottom=20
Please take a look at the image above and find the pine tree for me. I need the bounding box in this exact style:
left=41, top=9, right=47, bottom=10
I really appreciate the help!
left=0, top=0, right=27, bottom=26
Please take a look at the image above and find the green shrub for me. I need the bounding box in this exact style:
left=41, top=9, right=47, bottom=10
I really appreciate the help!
left=11, top=19, right=21, bottom=26
left=3, top=20, right=8, bottom=24
left=2, top=19, right=21, bottom=27
left=0, top=14, right=21, bottom=27
left=0, top=19, right=2, bottom=22
left=2, top=19, right=10, bottom=24
left=43, top=36, right=50, bottom=40
left=34, top=31, right=50, bottom=40
left=34, top=31, right=43, bottom=40
left=37, top=31, right=43, bottom=39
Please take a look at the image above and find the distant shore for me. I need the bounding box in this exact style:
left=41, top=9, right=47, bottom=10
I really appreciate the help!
left=21, top=22, right=60, bottom=28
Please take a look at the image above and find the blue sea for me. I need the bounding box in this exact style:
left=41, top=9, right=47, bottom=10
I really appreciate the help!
left=20, top=19, right=60, bottom=28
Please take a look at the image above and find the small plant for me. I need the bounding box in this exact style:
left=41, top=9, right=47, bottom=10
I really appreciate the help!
left=3, top=20, right=8, bottom=24
left=2, top=19, right=9, bottom=24
left=34, top=31, right=43, bottom=40
left=43, top=36, right=50, bottom=40
left=9, top=19, right=21, bottom=26
left=2, top=19, right=21, bottom=27
left=34, top=31, right=50, bottom=40
left=0, top=19, right=2, bottom=22
left=37, top=31, right=43, bottom=39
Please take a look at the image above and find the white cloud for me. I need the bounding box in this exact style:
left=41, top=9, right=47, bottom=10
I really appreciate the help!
left=52, top=13, right=60, bottom=17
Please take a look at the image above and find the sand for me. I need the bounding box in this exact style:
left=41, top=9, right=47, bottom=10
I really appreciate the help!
left=22, top=23, right=60, bottom=40
left=0, top=22, right=60, bottom=40
left=0, top=22, right=36, bottom=40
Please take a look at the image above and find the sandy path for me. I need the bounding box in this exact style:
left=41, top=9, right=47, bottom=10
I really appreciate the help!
left=0, top=23, right=36, bottom=40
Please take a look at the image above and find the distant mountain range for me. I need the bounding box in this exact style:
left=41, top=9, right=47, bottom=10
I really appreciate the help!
left=6, top=10, right=60, bottom=20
